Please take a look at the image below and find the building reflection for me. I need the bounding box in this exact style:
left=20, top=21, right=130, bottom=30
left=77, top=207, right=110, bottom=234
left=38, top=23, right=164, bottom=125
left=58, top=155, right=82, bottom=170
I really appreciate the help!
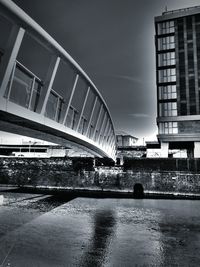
left=80, top=209, right=116, bottom=267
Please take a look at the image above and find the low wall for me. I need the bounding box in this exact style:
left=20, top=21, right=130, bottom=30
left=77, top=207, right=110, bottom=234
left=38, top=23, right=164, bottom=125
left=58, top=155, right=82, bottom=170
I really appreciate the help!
left=124, top=158, right=200, bottom=172
left=1, top=158, right=200, bottom=194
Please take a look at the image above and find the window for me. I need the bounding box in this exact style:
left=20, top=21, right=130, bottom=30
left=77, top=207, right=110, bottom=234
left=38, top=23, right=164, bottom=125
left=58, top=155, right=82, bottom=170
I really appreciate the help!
left=159, top=102, right=177, bottom=116
left=157, top=36, right=175, bottom=51
left=157, top=21, right=175, bottom=35
left=159, top=122, right=178, bottom=134
left=159, top=85, right=177, bottom=100
left=158, top=52, right=175, bottom=67
left=158, top=68, right=176, bottom=83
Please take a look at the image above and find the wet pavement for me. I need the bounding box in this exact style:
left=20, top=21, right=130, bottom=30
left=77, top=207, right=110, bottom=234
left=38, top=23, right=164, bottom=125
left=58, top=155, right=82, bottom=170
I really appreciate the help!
left=0, top=191, right=200, bottom=266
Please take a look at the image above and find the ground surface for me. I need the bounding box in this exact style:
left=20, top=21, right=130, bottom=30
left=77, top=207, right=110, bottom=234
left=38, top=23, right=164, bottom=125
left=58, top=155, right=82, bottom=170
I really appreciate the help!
left=0, top=190, right=200, bottom=267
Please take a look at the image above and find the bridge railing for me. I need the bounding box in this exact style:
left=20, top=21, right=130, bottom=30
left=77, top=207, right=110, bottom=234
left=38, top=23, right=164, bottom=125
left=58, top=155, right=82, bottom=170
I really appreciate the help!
left=5, top=61, right=43, bottom=112
left=0, top=0, right=116, bottom=159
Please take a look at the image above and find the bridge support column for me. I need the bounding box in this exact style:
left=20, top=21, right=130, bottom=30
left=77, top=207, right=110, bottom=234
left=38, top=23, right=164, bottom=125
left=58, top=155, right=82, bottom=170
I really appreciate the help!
left=41, top=56, right=60, bottom=115
left=160, top=142, right=169, bottom=158
left=194, top=142, right=200, bottom=158
left=0, top=25, right=25, bottom=98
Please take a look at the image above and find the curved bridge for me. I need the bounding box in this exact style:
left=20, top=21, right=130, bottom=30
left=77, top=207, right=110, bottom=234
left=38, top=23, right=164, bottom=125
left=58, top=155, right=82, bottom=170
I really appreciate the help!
left=0, top=0, right=116, bottom=160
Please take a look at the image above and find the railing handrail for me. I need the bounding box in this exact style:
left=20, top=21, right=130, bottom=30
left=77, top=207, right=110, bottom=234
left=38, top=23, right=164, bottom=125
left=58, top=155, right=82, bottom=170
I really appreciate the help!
left=50, top=88, right=64, bottom=100
left=16, top=60, right=42, bottom=83
left=0, top=0, right=115, bottom=137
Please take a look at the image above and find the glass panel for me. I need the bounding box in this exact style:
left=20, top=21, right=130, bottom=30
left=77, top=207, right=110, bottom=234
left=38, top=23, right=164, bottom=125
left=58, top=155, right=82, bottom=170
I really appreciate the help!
left=94, top=109, right=105, bottom=142
left=65, top=106, right=74, bottom=128
left=159, top=101, right=177, bottom=116
left=78, top=117, right=87, bottom=135
left=0, top=15, right=12, bottom=52
left=71, top=77, right=88, bottom=129
left=158, top=68, right=176, bottom=83
left=157, top=21, right=175, bottom=35
left=52, top=60, right=76, bottom=123
left=9, top=66, right=32, bottom=108
left=45, top=92, right=58, bottom=120
left=71, top=110, right=78, bottom=130
left=159, top=122, right=178, bottom=134
left=89, top=99, right=101, bottom=137
left=80, top=89, right=96, bottom=134
left=57, top=101, right=67, bottom=124
left=158, top=36, right=175, bottom=51
left=71, top=77, right=88, bottom=113
left=30, top=80, right=42, bottom=112
left=17, top=32, right=51, bottom=81
left=158, top=52, right=176, bottom=67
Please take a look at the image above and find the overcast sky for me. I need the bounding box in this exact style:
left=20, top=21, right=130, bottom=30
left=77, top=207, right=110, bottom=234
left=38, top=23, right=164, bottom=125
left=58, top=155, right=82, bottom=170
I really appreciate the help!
left=2, top=0, right=200, bottom=143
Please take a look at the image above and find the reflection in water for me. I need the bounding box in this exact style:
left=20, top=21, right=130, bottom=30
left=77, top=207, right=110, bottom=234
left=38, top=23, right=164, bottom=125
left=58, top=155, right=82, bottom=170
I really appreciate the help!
left=158, top=213, right=200, bottom=267
left=80, top=209, right=116, bottom=267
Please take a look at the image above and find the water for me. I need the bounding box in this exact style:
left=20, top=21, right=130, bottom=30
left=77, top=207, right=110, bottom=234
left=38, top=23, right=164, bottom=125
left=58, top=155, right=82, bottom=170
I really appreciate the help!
left=0, top=192, right=200, bottom=266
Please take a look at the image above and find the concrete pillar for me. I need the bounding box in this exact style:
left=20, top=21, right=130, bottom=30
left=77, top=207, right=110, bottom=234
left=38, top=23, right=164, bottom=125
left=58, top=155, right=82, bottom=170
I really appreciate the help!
left=160, top=142, right=169, bottom=158
left=194, top=142, right=200, bottom=158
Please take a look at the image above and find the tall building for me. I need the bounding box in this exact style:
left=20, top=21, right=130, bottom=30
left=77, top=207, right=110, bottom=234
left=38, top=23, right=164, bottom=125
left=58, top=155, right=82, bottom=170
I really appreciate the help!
left=155, top=6, right=200, bottom=158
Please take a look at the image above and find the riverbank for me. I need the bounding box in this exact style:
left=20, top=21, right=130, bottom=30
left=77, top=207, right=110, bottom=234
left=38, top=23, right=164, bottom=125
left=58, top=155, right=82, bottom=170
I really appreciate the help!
left=1, top=185, right=200, bottom=200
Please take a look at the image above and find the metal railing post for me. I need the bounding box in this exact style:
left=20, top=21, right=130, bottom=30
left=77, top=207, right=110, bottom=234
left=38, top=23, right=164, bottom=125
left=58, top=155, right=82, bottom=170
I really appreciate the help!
left=63, top=74, right=79, bottom=125
left=28, top=77, right=35, bottom=109
left=0, top=25, right=25, bottom=98
left=76, top=86, right=90, bottom=132
left=100, top=117, right=109, bottom=146
left=97, top=111, right=107, bottom=143
left=6, top=61, right=16, bottom=101
left=41, top=56, right=60, bottom=115
left=86, top=96, right=97, bottom=137
left=92, top=104, right=103, bottom=140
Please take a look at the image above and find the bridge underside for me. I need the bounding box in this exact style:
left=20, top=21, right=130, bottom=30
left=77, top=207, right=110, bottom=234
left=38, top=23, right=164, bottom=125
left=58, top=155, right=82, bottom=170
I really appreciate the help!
left=0, top=110, right=107, bottom=158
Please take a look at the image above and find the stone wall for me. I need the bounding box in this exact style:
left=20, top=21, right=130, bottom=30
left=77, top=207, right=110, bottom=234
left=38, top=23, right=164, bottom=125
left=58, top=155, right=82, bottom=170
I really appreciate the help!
left=1, top=158, right=200, bottom=194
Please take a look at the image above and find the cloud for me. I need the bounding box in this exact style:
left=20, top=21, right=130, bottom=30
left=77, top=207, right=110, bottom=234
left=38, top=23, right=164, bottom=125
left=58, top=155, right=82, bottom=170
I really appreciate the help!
left=92, top=72, right=145, bottom=84
left=129, top=113, right=151, bottom=118
left=112, top=74, right=143, bottom=84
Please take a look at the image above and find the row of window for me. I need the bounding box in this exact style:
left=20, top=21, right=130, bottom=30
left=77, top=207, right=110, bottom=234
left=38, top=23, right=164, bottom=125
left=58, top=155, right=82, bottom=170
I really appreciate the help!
left=159, top=85, right=177, bottom=100
left=159, top=102, right=177, bottom=117
left=157, top=36, right=175, bottom=51
left=158, top=52, right=175, bottom=67
left=159, top=122, right=178, bottom=134
left=158, top=68, right=176, bottom=83
left=157, top=21, right=175, bottom=35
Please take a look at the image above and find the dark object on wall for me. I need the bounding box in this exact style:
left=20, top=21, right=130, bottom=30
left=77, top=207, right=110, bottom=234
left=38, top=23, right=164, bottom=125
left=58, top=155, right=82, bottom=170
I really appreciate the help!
left=133, top=183, right=144, bottom=198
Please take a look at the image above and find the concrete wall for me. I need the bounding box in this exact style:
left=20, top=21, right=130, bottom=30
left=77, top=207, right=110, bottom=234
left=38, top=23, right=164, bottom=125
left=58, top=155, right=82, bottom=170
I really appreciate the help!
left=1, top=158, right=200, bottom=194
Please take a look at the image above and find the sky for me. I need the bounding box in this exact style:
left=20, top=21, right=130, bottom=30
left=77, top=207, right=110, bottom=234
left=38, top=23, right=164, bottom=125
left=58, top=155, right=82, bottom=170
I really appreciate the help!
left=2, top=0, right=200, bottom=144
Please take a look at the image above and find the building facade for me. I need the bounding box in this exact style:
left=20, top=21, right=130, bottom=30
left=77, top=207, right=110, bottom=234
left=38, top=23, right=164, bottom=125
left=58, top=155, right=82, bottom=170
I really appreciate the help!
left=116, top=134, right=138, bottom=147
left=116, top=134, right=146, bottom=164
left=155, top=6, right=200, bottom=158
